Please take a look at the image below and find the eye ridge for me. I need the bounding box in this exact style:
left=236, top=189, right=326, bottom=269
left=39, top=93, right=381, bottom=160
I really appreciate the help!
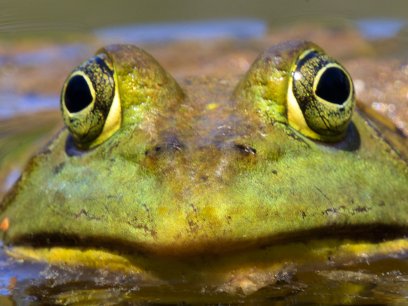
left=295, top=50, right=320, bottom=71
left=235, top=41, right=356, bottom=142
left=292, top=51, right=327, bottom=112
left=93, top=55, right=114, bottom=75
left=81, top=56, right=115, bottom=115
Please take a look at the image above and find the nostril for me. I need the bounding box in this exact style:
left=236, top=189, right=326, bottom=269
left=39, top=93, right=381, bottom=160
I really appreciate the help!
left=164, top=134, right=184, bottom=152
left=145, top=135, right=185, bottom=157
left=233, top=143, right=257, bottom=155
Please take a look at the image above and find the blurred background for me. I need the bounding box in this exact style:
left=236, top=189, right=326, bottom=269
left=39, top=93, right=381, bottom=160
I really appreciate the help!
left=1, top=0, right=408, bottom=38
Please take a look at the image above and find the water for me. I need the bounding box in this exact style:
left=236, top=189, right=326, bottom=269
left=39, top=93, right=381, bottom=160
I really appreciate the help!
left=1, top=248, right=408, bottom=304
left=1, top=1, right=408, bottom=304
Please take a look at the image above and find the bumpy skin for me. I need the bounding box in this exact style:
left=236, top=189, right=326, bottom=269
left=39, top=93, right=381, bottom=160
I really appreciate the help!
left=0, top=43, right=407, bottom=266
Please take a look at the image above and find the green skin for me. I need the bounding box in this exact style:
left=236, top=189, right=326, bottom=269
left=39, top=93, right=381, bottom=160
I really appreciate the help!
left=0, top=42, right=407, bottom=286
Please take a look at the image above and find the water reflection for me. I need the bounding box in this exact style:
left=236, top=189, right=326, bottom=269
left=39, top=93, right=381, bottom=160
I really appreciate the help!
left=1, top=247, right=407, bottom=305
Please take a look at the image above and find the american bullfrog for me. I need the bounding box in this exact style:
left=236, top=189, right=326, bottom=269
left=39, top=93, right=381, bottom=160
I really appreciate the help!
left=0, top=41, right=407, bottom=297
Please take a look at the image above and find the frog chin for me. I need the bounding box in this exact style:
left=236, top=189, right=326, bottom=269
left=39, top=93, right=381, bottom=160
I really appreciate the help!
left=4, top=237, right=408, bottom=295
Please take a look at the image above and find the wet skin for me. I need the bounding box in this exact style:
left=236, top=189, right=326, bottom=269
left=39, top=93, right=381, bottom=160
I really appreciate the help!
left=0, top=41, right=407, bottom=293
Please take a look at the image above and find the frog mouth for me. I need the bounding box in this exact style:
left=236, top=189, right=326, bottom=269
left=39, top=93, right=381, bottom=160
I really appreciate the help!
left=5, top=223, right=408, bottom=253
left=5, top=223, right=408, bottom=259
left=2, top=221, right=407, bottom=296
left=4, top=225, right=408, bottom=295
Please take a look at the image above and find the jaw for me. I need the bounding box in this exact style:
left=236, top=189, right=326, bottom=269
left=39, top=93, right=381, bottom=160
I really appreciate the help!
left=5, top=237, right=408, bottom=295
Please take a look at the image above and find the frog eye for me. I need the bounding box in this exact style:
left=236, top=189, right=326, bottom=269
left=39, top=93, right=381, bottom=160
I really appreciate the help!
left=287, top=49, right=355, bottom=141
left=61, top=53, right=121, bottom=149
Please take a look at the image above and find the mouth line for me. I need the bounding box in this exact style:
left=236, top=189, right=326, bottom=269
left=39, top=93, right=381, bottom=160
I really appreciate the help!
left=8, top=223, right=408, bottom=257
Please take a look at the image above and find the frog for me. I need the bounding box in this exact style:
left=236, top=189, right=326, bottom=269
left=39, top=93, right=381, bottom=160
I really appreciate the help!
left=0, top=40, right=407, bottom=296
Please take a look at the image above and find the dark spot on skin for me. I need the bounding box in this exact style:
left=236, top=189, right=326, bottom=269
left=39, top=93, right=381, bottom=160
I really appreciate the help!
left=145, top=135, right=185, bottom=156
left=378, top=201, right=386, bottom=207
left=105, top=140, right=120, bottom=155
left=226, top=215, right=232, bottom=224
left=327, top=254, right=334, bottom=262
left=200, top=175, right=208, bottom=181
left=233, top=143, right=257, bottom=155
left=190, top=204, right=198, bottom=214
left=53, top=162, right=65, bottom=175
left=323, top=207, right=337, bottom=216
left=272, top=169, right=278, bottom=175
left=126, top=203, right=157, bottom=238
left=126, top=218, right=157, bottom=238
left=285, top=128, right=308, bottom=144
left=74, top=208, right=101, bottom=221
left=145, top=146, right=161, bottom=156
left=300, top=211, right=306, bottom=219
left=353, top=206, right=370, bottom=213
left=188, top=219, right=199, bottom=233
left=395, top=126, right=406, bottom=137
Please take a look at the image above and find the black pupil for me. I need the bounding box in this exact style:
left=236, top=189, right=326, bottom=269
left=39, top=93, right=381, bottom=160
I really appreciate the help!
left=64, top=75, right=93, bottom=113
left=315, top=67, right=350, bottom=105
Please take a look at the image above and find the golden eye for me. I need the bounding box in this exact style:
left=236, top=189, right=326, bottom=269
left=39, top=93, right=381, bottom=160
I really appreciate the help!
left=287, top=49, right=355, bottom=141
left=61, top=53, right=121, bottom=149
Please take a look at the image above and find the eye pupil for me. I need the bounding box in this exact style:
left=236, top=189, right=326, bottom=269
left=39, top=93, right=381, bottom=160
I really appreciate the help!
left=64, top=75, right=93, bottom=113
left=315, top=67, right=350, bottom=105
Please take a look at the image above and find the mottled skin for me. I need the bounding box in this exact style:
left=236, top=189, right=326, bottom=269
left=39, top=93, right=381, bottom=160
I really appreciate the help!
left=0, top=41, right=407, bottom=293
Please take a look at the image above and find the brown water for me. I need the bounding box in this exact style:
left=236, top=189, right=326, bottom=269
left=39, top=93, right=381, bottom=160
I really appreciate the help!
left=1, top=1, right=408, bottom=304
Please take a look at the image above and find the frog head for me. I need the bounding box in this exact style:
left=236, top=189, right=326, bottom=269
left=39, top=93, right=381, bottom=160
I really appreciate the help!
left=0, top=41, right=407, bottom=292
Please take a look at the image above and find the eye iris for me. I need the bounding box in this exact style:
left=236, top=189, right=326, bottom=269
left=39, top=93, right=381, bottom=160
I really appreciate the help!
left=65, top=75, right=93, bottom=113
left=315, top=67, right=350, bottom=105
